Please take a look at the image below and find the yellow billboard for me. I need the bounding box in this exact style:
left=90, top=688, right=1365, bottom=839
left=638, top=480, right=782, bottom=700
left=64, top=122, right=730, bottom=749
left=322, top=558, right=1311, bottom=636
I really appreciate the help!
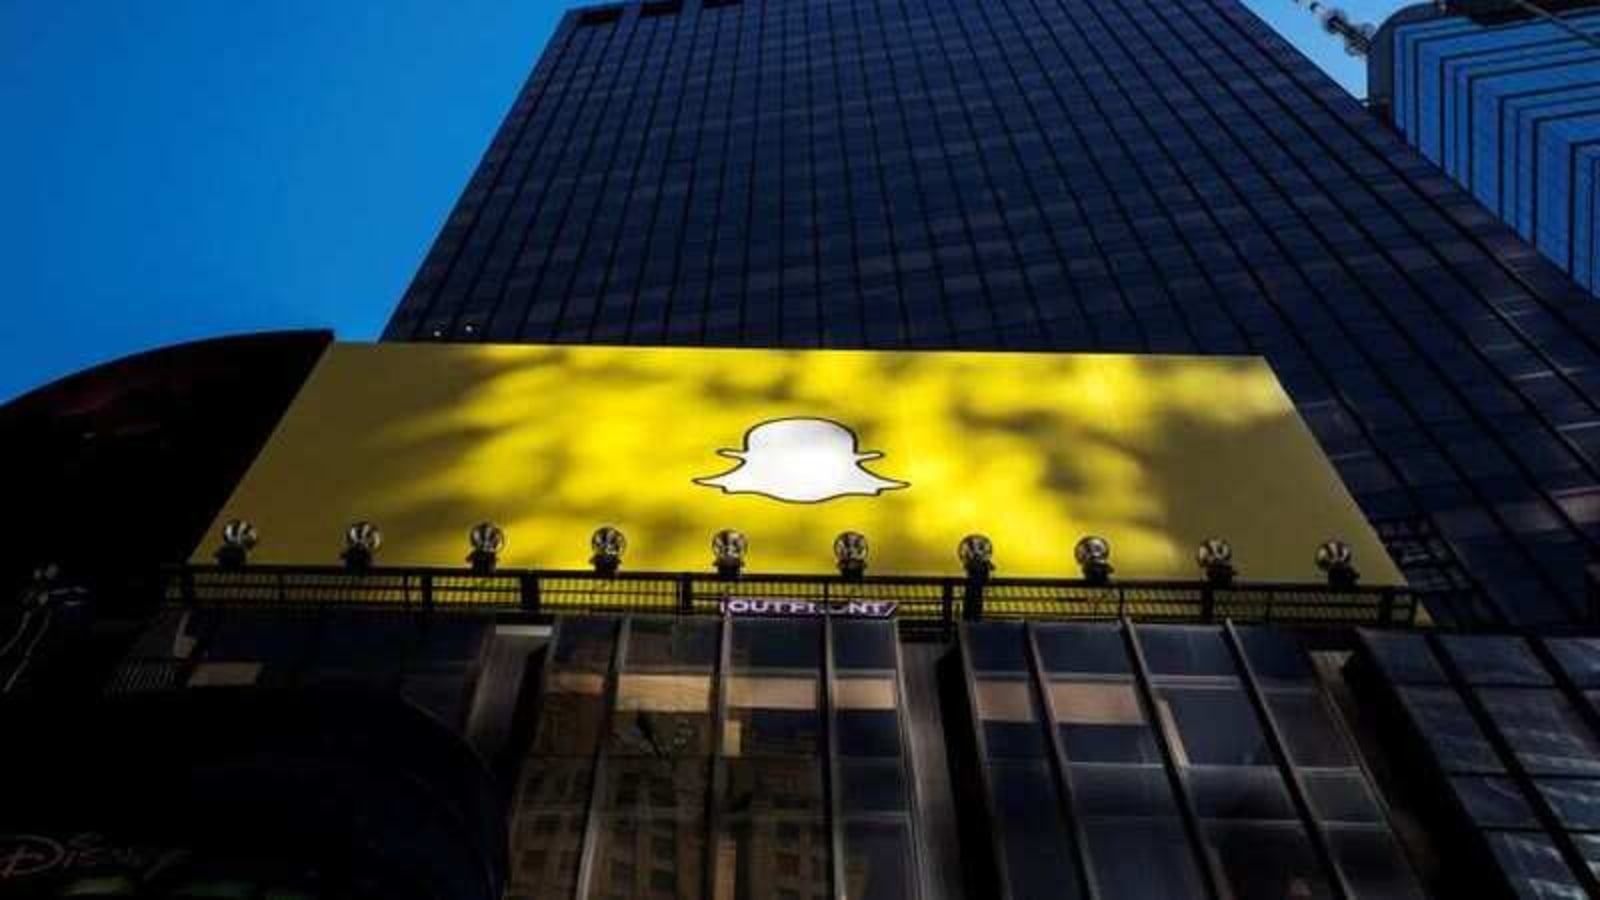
left=197, top=343, right=1402, bottom=584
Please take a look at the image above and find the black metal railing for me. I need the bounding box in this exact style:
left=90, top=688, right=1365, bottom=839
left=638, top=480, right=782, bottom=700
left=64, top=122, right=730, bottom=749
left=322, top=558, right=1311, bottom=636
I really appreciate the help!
left=155, top=563, right=1420, bottom=631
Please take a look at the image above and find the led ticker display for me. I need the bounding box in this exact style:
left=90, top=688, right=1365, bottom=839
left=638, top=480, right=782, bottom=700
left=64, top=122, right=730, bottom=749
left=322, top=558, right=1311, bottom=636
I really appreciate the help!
left=198, top=343, right=1403, bottom=584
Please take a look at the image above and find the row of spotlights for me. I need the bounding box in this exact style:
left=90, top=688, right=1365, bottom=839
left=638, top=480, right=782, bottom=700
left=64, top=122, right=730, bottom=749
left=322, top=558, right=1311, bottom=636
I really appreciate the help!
left=217, top=520, right=1361, bottom=585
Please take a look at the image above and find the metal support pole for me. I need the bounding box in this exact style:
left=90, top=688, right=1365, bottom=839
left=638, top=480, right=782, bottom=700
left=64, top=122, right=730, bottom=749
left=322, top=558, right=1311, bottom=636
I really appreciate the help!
left=962, top=574, right=986, bottom=622
left=519, top=573, right=540, bottom=614
left=823, top=616, right=847, bottom=900
left=1223, top=623, right=1352, bottom=900
left=1023, top=623, right=1099, bottom=900
left=677, top=574, right=694, bottom=615
left=573, top=619, right=629, bottom=900
left=1121, top=620, right=1226, bottom=900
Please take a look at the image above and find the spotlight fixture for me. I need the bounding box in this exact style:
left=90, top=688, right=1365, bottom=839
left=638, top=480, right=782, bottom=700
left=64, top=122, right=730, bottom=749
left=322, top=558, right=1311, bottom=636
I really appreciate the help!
left=342, top=521, right=382, bottom=570
left=467, top=521, right=505, bottom=573
left=833, top=531, right=869, bottom=579
left=1075, top=535, right=1114, bottom=585
left=958, top=534, right=995, bottom=578
left=1195, top=537, right=1235, bottom=586
left=215, top=519, right=258, bottom=569
left=1315, top=539, right=1359, bottom=589
left=591, top=526, right=627, bottom=575
left=712, top=529, right=748, bottom=578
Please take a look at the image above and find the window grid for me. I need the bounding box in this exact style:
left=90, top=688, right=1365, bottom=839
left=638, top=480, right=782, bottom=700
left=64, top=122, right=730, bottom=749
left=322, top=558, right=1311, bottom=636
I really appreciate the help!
left=384, top=0, right=1600, bottom=627
left=959, top=620, right=1423, bottom=899
left=1357, top=629, right=1600, bottom=897
left=515, top=615, right=925, bottom=900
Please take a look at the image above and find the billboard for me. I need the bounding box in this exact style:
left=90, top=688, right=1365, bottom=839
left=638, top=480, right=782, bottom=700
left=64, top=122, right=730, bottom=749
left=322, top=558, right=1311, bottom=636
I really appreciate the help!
left=197, top=344, right=1403, bottom=584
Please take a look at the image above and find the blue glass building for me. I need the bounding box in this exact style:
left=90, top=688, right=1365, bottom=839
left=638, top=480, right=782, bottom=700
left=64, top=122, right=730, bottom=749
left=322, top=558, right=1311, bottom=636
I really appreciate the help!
left=385, top=0, right=1600, bottom=629
left=1371, top=5, right=1600, bottom=295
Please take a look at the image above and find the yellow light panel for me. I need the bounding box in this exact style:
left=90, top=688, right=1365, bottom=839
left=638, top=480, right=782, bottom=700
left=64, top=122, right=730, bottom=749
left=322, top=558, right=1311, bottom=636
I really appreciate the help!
left=197, top=343, right=1402, bottom=584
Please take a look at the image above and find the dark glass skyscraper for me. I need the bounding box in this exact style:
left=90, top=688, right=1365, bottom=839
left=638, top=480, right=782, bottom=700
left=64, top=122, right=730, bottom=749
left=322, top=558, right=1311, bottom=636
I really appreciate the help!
left=385, top=0, right=1600, bottom=627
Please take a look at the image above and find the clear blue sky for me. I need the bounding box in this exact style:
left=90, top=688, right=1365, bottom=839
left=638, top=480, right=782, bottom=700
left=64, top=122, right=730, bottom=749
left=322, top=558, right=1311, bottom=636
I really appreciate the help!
left=0, top=0, right=1411, bottom=402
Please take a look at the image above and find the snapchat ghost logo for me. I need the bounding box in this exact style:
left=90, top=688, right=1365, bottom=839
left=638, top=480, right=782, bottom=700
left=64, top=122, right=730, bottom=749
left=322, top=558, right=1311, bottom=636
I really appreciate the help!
left=694, top=417, right=909, bottom=503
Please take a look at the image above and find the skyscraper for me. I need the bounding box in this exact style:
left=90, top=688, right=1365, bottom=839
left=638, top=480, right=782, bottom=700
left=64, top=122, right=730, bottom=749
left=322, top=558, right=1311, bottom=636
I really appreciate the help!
left=17, top=4, right=1600, bottom=897
left=384, top=0, right=1600, bottom=628
left=1369, top=3, right=1600, bottom=297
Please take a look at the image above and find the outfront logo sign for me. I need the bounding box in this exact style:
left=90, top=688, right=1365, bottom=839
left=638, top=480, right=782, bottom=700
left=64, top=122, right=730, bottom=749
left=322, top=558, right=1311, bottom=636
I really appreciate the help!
left=720, top=597, right=898, bottom=618
left=694, top=417, right=908, bottom=503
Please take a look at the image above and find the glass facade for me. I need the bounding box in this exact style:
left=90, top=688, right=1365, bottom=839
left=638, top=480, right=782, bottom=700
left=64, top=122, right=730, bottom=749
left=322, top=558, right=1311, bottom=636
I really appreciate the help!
left=384, top=0, right=1600, bottom=627
left=508, top=615, right=922, bottom=900
left=1355, top=629, right=1600, bottom=897
left=956, top=620, right=1424, bottom=899
left=1384, top=10, right=1600, bottom=297
left=489, top=615, right=1439, bottom=900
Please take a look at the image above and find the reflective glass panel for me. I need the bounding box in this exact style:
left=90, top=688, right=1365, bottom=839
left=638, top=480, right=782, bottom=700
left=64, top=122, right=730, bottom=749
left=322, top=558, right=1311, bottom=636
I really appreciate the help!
left=553, top=618, right=616, bottom=669
left=715, top=818, right=830, bottom=900
left=1485, top=831, right=1584, bottom=900
left=1069, top=765, right=1183, bottom=818
left=724, top=676, right=820, bottom=757
left=841, top=761, right=909, bottom=814
left=519, top=758, right=595, bottom=810
left=1034, top=624, right=1131, bottom=675
left=1267, top=691, right=1357, bottom=768
left=1303, top=772, right=1383, bottom=825
left=1479, top=688, right=1600, bottom=776
left=731, top=619, right=819, bottom=670
left=625, top=617, right=719, bottom=668
left=1359, top=632, right=1446, bottom=685
left=1450, top=776, right=1538, bottom=828
left=1398, top=687, right=1503, bottom=772
left=721, top=759, right=825, bottom=817
left=1081, top=818, right=1206, bottom=900
left=1548, top=638, right=1600, bottom=688
left=835, top=677, right=903, bottom=758
left=976, top=677, right=1047, bottom=758
left=1440, top=636, right=1550, bottom=686
left=1236, top=626, right=1314, bottom=684
left=1573, top=835, right=1600, bottom=881
left=611, top=673, right=714, bottom=756
left=1159, top=686, right=1272, bottom=766
left=1326, top=826, right=1427, bottom=900
left=842, top=820, right=914, bottom=900
left=1138, top=626, right=1236, bottom=678
left=967, top=622, right=1029, bottom=673
left=1536, top=778, right=1600, bottom=830
left=602, top=758, right=709, bottom=816
left=1050, top=680, right=1160, bottom=763
left=1188, top=767, right=1297, bottom=820
left=514, top=811, right=586, bottom=897
left=535, top=670, right=609, bottom=756
left=833, top=619, right=898, bottom=670
left=1203, top=822, right=1335, bottom=900
left=990, top=763, right=1084, bottom=900
left=586, top=815, right=704, bottom=900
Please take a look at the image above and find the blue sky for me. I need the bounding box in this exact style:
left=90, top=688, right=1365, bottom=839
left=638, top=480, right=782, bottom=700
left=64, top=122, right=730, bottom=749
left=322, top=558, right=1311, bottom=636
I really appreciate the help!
left=0, top=0, right=1410, bottom=402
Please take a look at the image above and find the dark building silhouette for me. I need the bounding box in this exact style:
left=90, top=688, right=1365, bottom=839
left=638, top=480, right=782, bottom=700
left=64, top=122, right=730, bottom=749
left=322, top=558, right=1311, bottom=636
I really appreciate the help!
left=0, top=331, right=331, bottom=600
left=387, top=0, right=1600, bottom=628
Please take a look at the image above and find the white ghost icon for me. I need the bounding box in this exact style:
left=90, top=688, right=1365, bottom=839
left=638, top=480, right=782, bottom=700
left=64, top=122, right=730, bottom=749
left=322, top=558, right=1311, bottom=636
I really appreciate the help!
left=694, top=418, right=909, bottom=503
